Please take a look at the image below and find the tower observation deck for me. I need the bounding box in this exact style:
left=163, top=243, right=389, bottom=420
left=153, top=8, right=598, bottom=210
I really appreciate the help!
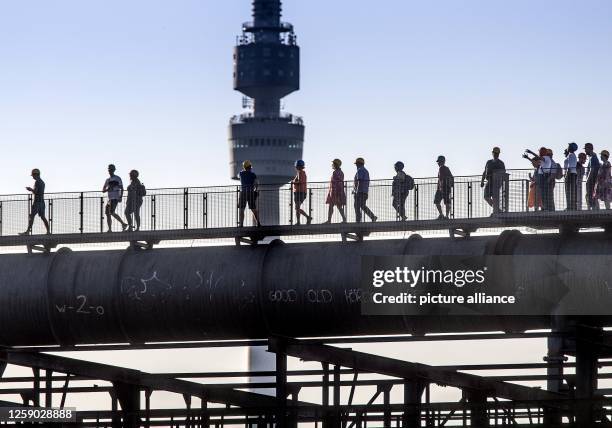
left=228, top=0, right=304, bottom=223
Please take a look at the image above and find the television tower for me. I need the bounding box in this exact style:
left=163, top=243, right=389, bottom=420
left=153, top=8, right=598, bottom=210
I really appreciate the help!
left=229, top=0, right=304, bottom=225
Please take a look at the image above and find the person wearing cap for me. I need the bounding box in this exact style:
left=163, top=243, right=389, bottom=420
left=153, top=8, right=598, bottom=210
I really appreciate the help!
left=102, top=164, right=128, bottom=232
left=353, top=157, right=377, bottom=223
left=125, top=170, right=146, bottom=231
left=595, top=150, right=612, bottom=210
left=291, top=160, right=312, bottom=225
left=481, top=147, right=506, bottom=214
left=577, top=152, right=587, bottom=210
left=238, top=160, right=261, bottom=227
left=19, top=168, right=50, bottom=235
left=434, top=155, right=454, bottom=219
left=564, top=143, right=579, bottom=210
left=584, top=143, right=600, bottom=210
left=392, top=161, right=413, bottom=221
left=324, top=159, right=347, bottom=224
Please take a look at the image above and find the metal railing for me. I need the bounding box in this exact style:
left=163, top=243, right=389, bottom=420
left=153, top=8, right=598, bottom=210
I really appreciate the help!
left=0, top=169, right=608, bottom=237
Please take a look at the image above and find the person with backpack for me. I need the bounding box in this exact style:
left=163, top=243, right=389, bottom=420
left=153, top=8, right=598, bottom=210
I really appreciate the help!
left=481, top=147, right=506, bottom=214
left=19, top=168, right=51, bottom=235
left=391, top=161, right=413, bottom=221
left=125, top=170, right=146, bottom=231
left=434, top=155, right=454, bottom=219
left=563, top=143, right=579, bottom=210
left=103, top=164, right=128, bottom=232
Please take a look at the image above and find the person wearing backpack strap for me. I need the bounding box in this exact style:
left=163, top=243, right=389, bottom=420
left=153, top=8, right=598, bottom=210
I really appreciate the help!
left=125, top=169, right=145, bottom=231
left=392, top=161, right=411, bottom=221
left=481, top=147, right=506, bottom=215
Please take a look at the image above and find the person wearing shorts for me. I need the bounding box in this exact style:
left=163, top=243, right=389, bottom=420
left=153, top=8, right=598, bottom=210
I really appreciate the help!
left=20, top=168, right=50, bottom=235
left=292, top=160, right=312, bottom=225
left=103, top=164, right=128, bottom=232
left=238, top=160, right=261, bottom=227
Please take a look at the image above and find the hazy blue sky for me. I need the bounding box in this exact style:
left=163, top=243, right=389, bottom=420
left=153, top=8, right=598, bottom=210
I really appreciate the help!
left=1, top=0, right=611, bottom=194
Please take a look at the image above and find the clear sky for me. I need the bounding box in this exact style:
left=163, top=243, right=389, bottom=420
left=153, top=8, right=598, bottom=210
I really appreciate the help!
left=1, top=0, right=611, bottom=195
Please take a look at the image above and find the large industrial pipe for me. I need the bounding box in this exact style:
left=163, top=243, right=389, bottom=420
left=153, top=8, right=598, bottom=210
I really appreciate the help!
left=1, top=231, right=611, bottom=347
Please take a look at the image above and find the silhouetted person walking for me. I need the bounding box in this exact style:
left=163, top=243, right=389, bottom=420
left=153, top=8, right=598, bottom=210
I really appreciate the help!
left=353, top=157, right=377, bottom=223
left=585, top=143, right=600, bottom=210
left=291, top=160, right=312, bottom=225
left=481, top=147, right=506, bottom=214
left=564, top=143, right=579, bottom=210
left=392, top=161, right=413, bottom=221
left=238, top=160, right=261, bottom=227
left=577, top=152, right=587, bottom=210
left=434, top=156, right=454, bottom=219
left=103, top=164, right=128, bottom=232
left=324, top=159, right=347, bottom=223
left=20, top=168, right=50, bottom=235
left=125, top=170, right=146, bottom=231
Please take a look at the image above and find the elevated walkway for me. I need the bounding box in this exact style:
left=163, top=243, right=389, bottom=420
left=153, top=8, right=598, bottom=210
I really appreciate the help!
left=1, top=211, right=610, bottom=252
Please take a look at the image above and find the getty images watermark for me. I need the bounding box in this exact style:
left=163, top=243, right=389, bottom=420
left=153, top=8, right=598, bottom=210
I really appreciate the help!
left=360, top=255, right=612, bottom=316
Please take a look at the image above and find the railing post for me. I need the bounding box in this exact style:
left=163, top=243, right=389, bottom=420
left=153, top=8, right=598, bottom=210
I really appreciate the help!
left=151, top=195, right=157, bottom=230
left=308, top=188, right=313, bottom=221
left=467, top=182, right=473, bottom=218
left=236, top=186, right=240, bottom=227
left=203, top=192, right=208, bottom=229
left=414, top=184, right=419, bottom=221
left=99, top=197, right=104, bottom=233
left=504, top=174, right=510, bottom=213
left=524, top=179, right=530, bottom=213
left=183, top=188, right=189, bottom=229
left=79, top=192, right=84, bottom=233
left=289, top=187, right=294, bottom=225
left=28, top=194, right=32, bottom=218
left=0, top=201, right=3, bottom=236
left=48, top=199, right=54, bottom=234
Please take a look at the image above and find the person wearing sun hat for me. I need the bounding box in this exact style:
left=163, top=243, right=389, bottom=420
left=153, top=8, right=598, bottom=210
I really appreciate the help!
left=481, top=147, right=506, bottom=214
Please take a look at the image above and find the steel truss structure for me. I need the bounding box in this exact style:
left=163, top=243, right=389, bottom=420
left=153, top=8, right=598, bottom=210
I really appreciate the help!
left=1, top=324, right=611, bottom=427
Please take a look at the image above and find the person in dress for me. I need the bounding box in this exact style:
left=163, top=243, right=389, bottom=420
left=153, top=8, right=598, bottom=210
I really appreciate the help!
left=323, top=159, right=347, bottom=224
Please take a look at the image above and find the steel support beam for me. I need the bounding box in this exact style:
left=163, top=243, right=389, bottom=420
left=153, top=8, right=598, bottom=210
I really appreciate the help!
left=268, top=337, right=564, bottom=403
left=0, top=350, right=282, bottom=410
left=575, top=326, right=601, bottom=425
